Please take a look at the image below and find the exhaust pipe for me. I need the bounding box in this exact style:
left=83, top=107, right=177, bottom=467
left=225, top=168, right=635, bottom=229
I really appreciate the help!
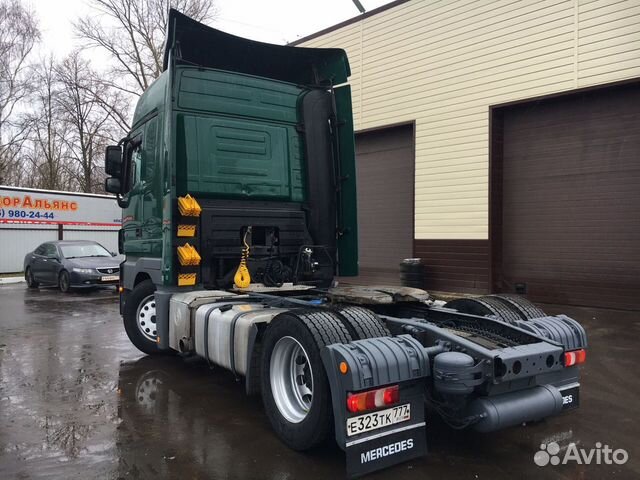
left=469, top=385, right=563, bottom=432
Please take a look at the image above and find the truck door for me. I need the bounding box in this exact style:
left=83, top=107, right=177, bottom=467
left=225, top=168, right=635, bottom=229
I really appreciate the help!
left=121, top=116, right=161, bottom=257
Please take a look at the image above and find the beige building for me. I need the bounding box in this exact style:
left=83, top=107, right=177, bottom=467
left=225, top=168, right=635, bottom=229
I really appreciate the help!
left=294, top=0, right=640, bottom=310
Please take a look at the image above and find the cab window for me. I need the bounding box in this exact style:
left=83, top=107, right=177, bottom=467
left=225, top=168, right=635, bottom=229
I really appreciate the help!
left=124, top=137, right=143, bottom=194
left=142, top=116, right=158, bottom=182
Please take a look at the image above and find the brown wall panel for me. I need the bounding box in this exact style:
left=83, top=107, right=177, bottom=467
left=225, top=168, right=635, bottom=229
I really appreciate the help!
left=414, top=240, right=489, bottom=294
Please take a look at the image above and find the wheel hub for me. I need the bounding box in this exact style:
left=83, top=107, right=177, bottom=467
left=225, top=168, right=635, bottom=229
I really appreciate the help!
left=136, top=295, right=157, bottom=341
left=270, top=336, right=313, bottom=423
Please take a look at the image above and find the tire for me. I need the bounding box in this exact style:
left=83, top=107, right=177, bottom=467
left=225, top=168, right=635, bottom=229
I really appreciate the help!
left=488, top=294, right=546, bottom=320
left=444, top=297, right=521, bottom=325
left=123, top=280, right=162, bottom=355
left=260, top=309, right=351, bottom=451
left=333, top=306, right=390, bottom=340
left=25, top=268, right=39, bottom=288
left=477, top=296, right=523, bottom=324
left=58, top=270, right=71, bottom=293
left=400, top=272, right=425, bottom=281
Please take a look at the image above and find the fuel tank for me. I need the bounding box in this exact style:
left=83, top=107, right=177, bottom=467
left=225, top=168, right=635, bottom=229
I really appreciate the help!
left=168, top=290, right=241, bottom=352
left=194, top=303, right=286, bottom=375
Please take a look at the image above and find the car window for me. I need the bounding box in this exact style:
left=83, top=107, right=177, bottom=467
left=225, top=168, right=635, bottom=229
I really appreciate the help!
left=59, top=243, right=111, bottom=259
left=34, top=244, right=46, bottom=255
left=43, top=244, right=58, bottom=257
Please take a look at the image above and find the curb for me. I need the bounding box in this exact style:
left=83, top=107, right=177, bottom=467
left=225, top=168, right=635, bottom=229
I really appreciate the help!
left=0, top=277, right=25, bottom=285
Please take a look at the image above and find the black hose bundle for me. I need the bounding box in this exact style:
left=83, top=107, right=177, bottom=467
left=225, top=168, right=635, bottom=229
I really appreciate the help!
left=263, top=259, right=292, bottom=287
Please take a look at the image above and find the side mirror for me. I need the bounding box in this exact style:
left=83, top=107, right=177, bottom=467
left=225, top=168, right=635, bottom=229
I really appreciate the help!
left=105, top=145, right=122, bottom=176
left=110, top=251, right=117, bottom=257
left=105, top=177, right=122, bottom=194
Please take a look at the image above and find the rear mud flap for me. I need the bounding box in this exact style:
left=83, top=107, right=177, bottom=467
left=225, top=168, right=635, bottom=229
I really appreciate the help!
left=322, top=335, right=430, bottom=477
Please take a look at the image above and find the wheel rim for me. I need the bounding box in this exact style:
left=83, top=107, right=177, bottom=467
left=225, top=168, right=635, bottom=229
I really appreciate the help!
left=136, top=295, right=157, bottom=341
left=270, top=336, right=313, bottom=423
left=26, top=269, right=33, bottom=285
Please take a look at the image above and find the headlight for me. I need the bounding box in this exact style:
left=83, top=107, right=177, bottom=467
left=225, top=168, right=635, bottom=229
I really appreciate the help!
left=72, top=268, right=94, bottom=274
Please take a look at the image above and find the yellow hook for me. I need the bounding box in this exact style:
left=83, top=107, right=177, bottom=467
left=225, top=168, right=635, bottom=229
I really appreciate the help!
left=234, top=227, right=252, bottom=288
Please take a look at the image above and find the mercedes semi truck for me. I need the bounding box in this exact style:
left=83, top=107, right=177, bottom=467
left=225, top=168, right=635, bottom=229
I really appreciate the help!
left=104, top=10, right=587, bottom=477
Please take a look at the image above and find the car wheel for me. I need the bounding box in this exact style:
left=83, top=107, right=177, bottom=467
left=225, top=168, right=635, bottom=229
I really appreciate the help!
left=25, top=268, right=39, bottom=288
left=260, top=310, right=351, bottom=450
left=58, top=270, right=71, bottom=293
left=123, top=280, right=163, bottom=355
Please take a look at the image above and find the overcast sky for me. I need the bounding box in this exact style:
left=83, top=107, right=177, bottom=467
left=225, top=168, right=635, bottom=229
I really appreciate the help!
left=29, top=0, right=395, bottom=55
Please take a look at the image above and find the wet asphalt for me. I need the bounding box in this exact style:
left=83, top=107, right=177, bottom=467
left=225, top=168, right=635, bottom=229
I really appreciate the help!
left=0, top=283, right=639, bottom=480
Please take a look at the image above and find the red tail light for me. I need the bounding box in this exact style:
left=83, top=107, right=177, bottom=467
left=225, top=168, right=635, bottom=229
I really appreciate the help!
left=347, top=385, right=399, bottom=413
left=564, top=349, right=586, bottom=367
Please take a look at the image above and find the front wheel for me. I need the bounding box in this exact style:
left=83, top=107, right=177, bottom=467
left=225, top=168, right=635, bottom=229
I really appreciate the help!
left=123, top=280, right=162, bottom=355
left=25, top=268, right=39, bottom=288
left=58, top=270, right=71, bottom=293
left=260, top=310, right=351, bottom=450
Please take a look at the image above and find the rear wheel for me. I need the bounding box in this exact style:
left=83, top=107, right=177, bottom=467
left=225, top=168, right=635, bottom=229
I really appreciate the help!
left=123, top=280, right=162, bottom=355
left=444, top=296, right=522, bottom=325
left=25, top=268, right=39, bottom=288
left=58, top=270, right=71, bottom=293
left=334, top=306, right=390, bottom=339
left=261, top=310, right=351, bottom=450
left=489, top=294, right=546, bottom=320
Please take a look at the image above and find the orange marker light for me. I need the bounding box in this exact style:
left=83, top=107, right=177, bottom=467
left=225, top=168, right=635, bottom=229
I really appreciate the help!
left=339, top=361, right=348, bottom=374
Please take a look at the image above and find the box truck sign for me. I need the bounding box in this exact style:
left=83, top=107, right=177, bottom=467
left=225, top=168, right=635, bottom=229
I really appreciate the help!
left=0, top=190, right=121, bottom=226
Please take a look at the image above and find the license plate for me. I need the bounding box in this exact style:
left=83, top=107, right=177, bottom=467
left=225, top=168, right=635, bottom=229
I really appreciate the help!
left=101, top=275, right=119, bottom=282
left=560, top=384, right=580, bottom=410
left=347, top=404, right=411, bottom=437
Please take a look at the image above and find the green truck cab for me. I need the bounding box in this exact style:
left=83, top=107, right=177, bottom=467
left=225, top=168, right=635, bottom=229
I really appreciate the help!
left=105, top=10, right=358, bottom=347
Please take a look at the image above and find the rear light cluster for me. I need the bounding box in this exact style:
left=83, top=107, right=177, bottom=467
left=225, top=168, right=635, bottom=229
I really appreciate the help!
left=564, top=349, right=587, bottom=367
left=347, top=385, right=400, bottom=413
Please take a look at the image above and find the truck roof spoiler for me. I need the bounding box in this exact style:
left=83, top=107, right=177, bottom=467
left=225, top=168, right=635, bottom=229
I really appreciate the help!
left=162, top=9, right=351, bottom=86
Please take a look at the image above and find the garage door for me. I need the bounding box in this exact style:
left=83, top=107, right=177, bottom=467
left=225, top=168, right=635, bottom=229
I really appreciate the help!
left=495, top=82, right=640, bottom=310
left=348, top=124, right=414, bottom=285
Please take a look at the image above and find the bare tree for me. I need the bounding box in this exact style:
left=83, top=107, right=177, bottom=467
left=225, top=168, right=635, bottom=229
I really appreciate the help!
left=56, top=52, right=124, bottom=192
left=0, top=0, right=39, bottom=185
left=25, top=57, right=75, bottom=191
left=75, top=0, right=216, bottom=95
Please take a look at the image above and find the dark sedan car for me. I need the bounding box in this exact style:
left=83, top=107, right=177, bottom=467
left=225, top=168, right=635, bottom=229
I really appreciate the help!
left=24, top=240, right=122, bottom=292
